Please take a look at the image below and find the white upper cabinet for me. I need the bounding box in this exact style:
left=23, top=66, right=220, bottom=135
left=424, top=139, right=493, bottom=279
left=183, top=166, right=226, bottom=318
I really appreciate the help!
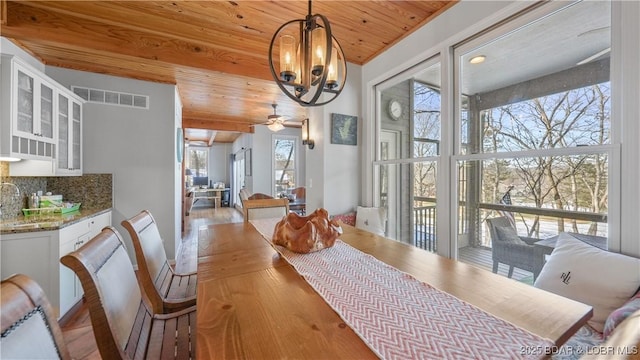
left=2, top=55, right=57, bottom=160
left=2, top=54, right=84, bottom=176
left=56, top=90, right=82, bottom=175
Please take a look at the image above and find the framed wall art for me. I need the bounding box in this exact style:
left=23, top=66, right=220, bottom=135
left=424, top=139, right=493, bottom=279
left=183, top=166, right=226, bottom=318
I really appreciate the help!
left=331, top=113, right=358, bottom=145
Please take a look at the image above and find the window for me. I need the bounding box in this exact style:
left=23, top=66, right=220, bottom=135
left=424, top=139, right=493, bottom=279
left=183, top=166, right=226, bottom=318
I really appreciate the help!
left=454, top=0, right=612, bottom=279
left=187, top=147, right=208, bottom=184
left=374, top=0, right=615, bottom=282
left=376, top=59, right=441, bottom=249
left=273, top=136, right=297, bottom=196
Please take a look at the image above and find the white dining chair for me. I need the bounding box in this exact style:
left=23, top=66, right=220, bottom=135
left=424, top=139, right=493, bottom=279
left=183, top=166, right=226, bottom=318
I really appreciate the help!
left=243, top=198, right=289, bottom=222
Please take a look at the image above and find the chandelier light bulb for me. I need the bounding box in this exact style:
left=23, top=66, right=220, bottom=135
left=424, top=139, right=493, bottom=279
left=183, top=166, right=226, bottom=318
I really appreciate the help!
left=280, top=34, right=297, bottom=82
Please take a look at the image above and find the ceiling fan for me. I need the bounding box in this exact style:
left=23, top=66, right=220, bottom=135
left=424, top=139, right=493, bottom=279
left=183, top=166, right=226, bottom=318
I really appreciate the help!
left=253, top=103, right=288, bottom=132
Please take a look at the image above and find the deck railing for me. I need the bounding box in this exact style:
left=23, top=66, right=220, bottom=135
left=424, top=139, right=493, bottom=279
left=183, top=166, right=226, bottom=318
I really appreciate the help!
left=413, top=197, right=437, bottom=251
left=411, top=198, right=608, bottom=251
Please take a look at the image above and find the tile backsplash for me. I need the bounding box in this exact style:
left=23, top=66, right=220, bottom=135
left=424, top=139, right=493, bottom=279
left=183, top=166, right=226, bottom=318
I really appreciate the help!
left=46, top=174, right=113, bottom=210
left=0, top=162, right=112, bottom=219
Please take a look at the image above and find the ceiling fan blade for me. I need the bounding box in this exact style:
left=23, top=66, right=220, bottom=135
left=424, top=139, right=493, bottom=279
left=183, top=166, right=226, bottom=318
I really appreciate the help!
left=282, top=122, right=302, bottom=128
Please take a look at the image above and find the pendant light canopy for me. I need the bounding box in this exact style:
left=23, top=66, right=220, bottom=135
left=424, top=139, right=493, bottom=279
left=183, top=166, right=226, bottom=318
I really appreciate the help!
left=268, top=0, right=347, bottom=107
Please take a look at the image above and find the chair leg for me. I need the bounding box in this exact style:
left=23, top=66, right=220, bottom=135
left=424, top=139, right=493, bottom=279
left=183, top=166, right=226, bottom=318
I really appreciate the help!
left=507, top=266, right=514, bottom=278
left=492, top=261, right=498, bottom=273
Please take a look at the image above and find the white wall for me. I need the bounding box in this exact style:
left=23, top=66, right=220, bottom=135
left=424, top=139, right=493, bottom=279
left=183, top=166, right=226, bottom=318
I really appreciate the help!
left=305, top=62, right=362, bottom=216
left=1, top=38, right=44, bottom=71
left=45, top=67, right=179, bottom=263
left=208, top=143, right=231, bottom=186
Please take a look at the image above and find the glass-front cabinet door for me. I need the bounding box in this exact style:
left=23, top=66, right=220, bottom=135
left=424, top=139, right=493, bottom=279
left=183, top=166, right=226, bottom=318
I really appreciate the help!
left=56, top=91, right=82, bottom=175
left=57, top=92, right=70, bottom=171
left=13, top=66, right=55, bottom=143
left=71, top=100, right=82, bottom=171
left=15, top=69, right=35, bottom=137
left=10, top=60, right=56, bottom=159
left=39, top=81, right=54, bottom=142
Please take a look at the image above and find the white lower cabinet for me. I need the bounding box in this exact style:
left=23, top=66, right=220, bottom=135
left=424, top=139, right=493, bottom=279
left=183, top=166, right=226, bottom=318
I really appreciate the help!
left=0, top=210, right=111, bottom=319
left=0, top=230, right=59, bottom=313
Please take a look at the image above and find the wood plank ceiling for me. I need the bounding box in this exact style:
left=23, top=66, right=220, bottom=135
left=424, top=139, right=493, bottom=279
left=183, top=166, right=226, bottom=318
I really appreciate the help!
left=1, top=1, right=457, bottom=143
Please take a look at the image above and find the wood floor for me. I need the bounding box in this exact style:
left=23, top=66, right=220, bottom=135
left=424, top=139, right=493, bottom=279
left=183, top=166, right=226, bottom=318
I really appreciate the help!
left=60, top=205, right=243, bottom=360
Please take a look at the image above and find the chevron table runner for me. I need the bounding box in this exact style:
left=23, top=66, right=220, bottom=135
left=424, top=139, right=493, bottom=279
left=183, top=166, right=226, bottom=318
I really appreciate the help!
left=250, top=219, right=553, bottom=360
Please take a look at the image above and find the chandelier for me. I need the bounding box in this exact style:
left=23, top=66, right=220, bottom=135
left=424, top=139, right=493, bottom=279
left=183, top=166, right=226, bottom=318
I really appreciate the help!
left=268, top=0, right=347, bottom=107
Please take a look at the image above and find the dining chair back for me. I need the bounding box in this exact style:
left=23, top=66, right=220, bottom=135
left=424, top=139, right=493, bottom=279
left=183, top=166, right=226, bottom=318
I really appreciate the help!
left=239, top=188, right=250, bottom=204
left=121, top=209, right=196, bottom=314
left=243, top=198, right=290, bottom=222
left=247, top=192, right=274, bottom=200
left=1, top=274, right=72, bottom=360
left=60, top=226, right=196, bottom=360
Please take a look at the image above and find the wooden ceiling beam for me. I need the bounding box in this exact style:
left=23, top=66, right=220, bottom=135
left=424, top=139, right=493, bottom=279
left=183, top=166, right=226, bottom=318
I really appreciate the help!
left=183, top=118, right=255, bottom=134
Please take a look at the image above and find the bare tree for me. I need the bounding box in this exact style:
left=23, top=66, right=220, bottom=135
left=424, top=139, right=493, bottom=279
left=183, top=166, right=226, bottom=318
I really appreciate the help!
left=484, top=83, right=609, bottom=237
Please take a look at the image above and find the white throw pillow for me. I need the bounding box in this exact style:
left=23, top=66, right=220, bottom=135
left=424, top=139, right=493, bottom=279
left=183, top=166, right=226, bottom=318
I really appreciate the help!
left=355, top=206, right=386, bottom=236
left=533, top=232, right=640, bottom=332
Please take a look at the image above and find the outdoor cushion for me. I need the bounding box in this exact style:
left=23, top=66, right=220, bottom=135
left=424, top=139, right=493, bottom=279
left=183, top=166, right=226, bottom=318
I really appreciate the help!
left=534, top=232, right=640, bottom=332
left=495, top=225, right=527, bottom=245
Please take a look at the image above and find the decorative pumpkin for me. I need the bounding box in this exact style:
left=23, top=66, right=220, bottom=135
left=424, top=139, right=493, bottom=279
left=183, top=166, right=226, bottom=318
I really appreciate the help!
left=272, top=208, right=342, bottom=253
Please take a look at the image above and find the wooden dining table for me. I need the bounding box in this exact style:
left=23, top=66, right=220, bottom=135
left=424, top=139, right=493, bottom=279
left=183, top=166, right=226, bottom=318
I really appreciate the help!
left=196, top=221, right=593, bottom=359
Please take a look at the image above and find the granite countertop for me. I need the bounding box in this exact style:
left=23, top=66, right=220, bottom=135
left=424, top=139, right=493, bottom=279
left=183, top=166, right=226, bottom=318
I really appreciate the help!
left=0, top=207, right=112, bottom=234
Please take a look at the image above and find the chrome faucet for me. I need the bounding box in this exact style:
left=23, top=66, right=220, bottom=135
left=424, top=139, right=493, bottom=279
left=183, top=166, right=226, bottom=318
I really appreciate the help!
left=0, top=182, right=21, bottom=218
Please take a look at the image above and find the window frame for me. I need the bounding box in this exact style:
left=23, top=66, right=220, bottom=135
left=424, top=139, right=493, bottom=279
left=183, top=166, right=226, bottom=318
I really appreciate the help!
left=452, top=0, right=617, bottom=253
left=272, top=134, right=298, bottom=197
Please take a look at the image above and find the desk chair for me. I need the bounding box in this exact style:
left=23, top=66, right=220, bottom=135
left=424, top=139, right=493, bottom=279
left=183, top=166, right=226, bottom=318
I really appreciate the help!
left=122, top=210, right=196, bottom=314
left=1, top=274, right=72, bottom=360
left=61, top=227, right=196, bottom=360
left=243, top=198, right=289, bottom=222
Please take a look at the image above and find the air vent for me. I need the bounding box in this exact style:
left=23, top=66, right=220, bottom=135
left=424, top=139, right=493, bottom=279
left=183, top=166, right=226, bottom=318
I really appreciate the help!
left=71, top=86, right=149, bottom=109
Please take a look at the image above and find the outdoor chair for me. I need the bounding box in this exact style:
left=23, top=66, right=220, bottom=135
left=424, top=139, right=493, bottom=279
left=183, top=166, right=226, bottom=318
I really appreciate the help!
left=1, top=273, right=72, bottom=360
left=60, top=226, right=196, bottom=359
left=486, top=216, right=543, bottom=281
left=122, top=209, right=196, bottom=314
